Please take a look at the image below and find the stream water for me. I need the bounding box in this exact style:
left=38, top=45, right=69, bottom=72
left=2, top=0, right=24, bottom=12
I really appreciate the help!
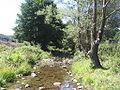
left=6, top=58, right=88, bottom=90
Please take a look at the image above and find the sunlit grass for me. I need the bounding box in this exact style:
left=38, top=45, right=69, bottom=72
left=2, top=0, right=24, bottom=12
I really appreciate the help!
left=72, top=47, right=120, bottom=90
left=0, top=43, right=51, bottom=86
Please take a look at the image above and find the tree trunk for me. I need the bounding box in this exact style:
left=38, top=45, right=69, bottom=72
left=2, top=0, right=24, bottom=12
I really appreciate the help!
left=88, top=0, right=107, bottom=68
left=88, top=42, right=102, bottom=68
left=88, top=0, right=102, bottom=68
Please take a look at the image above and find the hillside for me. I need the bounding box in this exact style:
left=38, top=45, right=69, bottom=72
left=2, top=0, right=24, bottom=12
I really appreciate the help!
left=0, top=34, right=13, bottom=41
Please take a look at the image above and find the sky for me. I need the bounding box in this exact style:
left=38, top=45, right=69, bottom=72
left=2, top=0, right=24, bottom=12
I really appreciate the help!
left=0, top=0, right=25, bottom=35
left=0, top=0, right=72, bottom=35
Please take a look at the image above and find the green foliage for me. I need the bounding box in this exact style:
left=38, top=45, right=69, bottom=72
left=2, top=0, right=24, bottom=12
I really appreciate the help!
left=73, top=50, right=87, bottom=61
left=62, top=22, right=76, bottom=51
left=23, top=41, right=31, bottom=46
left=8, top=53, right=25, bottom=64
left=0, top=78, right=6, bottom=87
left=99, top=42, right=120, bottom=57
left=16, top=62, right=31, bottom=75
left=0, top=44, right=51, bottom=86
left=14, top=0, right=65, bottom=50
left=38, top=52, right=51, bottom=59
left=103, top=29, right=119, bottom=41
left=114, top=31, right=120, bottom=41
left=0, top=67, right=16, bottom=82
left=72, top=43, right=120, bottom=90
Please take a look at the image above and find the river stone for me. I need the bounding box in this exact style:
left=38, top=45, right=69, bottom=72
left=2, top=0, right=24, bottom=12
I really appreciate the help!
left=39, top=87, right=46, bottom=90
left=0, top=88, right=6, bottom=90
left=77, top=83, right=81, bottom=86
left=16, top=81, right=20, bottom=84
left=19, top=74, right=23, bottom=77
left=21, top=78, right=25, bottom=80
left=72, top=78, right=78, bottom=83
left=53, top=82, right=61, bottom=87
left=77, top=86, right=83, bottom=89
left=33, top=67, right=37, bottom=70
left=63, top=59, right=72, bottom=64
left=21, top=82, right=25, bottom=85
left=25, top=84, right=30, bottom=88
left=61, top=66, right=67, bottom=69
left=31, top=72, right=37, bottom=77
left=16, top=74, right=23, bottom=78
left=73, top=88, right=77, bottom=90
left=60, top=81, right=72, bottom=90
left=67, top=72, right=73, bottom=76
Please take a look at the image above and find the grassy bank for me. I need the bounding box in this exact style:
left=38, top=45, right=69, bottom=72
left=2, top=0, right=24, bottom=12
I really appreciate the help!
left=0, top=43, right=51, bottom=87
left=72, top=43, right=120, bottom=90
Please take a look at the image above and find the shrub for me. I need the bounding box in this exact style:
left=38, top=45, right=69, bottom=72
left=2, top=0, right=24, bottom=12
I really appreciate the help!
left=73, top=50, right=87, bottom=61
left=8, top=53, right=25, bottom=64
left=0, top=44, right=51, bottom=86
left=23, top=41, right=31, bottom=46
left=99, top=42, right=120, bottom=56
left=38, top=52, right=51, bottom=59
left=0, top=67, right=16, bottom=83
left=0, top=78, right=6, bottom=87
left=16, top=62, right=31, bottom=75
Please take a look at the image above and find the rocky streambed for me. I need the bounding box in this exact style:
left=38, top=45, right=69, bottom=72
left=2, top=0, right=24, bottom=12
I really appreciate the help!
left=3, top=58, right=89, bottom=90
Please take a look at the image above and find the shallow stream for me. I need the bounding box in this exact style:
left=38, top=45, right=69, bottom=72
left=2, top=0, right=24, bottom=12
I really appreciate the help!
left=7, top=58, right=87, bottom=90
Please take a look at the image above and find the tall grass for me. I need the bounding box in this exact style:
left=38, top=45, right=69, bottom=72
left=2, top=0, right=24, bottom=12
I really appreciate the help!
left=0, top=43, right=51, bottom=87
left=72, top=43, right=120, bottom=90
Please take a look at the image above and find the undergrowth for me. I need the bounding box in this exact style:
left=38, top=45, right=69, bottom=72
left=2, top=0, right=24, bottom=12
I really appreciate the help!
left=72, top=43, right=120, bottom=90
left=0, top=43, right=51, bottom=87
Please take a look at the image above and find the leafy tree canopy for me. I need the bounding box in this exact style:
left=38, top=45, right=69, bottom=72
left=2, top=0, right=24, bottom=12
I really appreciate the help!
left=14, top=0, right=65, bottom=50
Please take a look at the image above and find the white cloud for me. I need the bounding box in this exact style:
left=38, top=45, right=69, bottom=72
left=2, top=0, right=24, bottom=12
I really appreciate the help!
left=0, top=0, right=25, bottom=35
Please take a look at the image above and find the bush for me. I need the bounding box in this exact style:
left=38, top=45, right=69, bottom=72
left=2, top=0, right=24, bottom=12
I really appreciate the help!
left=0, top=78, right=6, bottom=87
left=38, top=52, right=51, bottom=59
left=16, top=62, right=31, bottom=75
left=23, top=41, right=31, bottom=46
left=0, top=67, right=16, bottom=83
left=0, top=44, right=51, bottom=86
left=99, top=42, right=120, bottom=56
left=8, top=53, right=25, bottom=64
left=73, top=50, right=87, bottom=61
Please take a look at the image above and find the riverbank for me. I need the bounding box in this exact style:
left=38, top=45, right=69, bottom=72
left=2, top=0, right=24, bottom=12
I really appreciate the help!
left=4, top=58, right=89, bottom=90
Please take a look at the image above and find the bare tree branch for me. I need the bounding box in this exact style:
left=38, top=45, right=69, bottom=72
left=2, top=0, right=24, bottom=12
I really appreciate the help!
left=96, top=0, right=107, bottom=43
left=105, top=7, right=120, bottom=19
left=103, top=0, right=111, bottom=8
left=91, top=0, right=97, bottom=41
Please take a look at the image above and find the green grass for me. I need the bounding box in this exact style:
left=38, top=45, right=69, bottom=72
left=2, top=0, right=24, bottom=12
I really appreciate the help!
left=0, top=43, right=51, bottom=87
left=72, top=43, right=120, bottom=90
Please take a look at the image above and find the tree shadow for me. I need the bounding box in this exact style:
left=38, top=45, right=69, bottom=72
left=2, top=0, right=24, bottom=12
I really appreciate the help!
left=92, top=65, right=109, bottom=70
left=50, top=50, right=74, bottom=58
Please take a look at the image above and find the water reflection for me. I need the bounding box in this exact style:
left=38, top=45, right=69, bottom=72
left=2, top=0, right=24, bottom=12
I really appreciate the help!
left=60, top=81, right=73, bottom=90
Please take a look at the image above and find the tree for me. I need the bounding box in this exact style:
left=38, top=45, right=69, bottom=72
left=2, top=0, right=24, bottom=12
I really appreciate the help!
left=87, top=0, right=120, bottom=68
left=14, top=0, right=65, bottom=50
left=68, top=0, right=120, bottom=68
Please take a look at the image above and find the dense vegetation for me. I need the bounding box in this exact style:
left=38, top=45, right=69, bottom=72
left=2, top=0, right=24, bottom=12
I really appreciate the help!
left=0, top=0, right=120, bottom=89
left=0, top=42, right=50, bottom=86
left=13, top=0, right=65, bottom=50
left=72, top=43, right=120, bottom=90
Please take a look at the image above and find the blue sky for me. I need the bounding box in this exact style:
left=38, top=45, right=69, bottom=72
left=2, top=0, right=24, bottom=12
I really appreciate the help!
left=0, top=0, right=72, bottom=35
